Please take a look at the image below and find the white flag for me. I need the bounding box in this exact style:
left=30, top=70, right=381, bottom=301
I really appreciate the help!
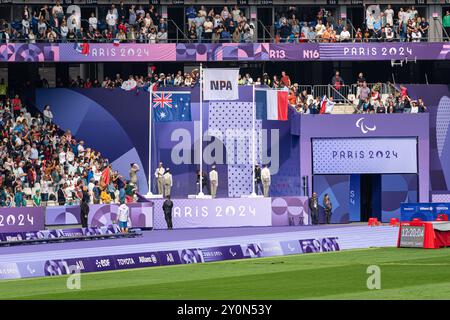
left=203, top=68, right=239, bottom=101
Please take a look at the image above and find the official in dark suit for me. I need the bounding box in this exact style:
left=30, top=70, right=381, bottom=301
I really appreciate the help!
left=309, top=192, right=319, bottom=225
left=80, top=186, right=90, bottom=228
left=163, top=195, right=174, bottom=230
left=254, top=165, right=263, bottom=195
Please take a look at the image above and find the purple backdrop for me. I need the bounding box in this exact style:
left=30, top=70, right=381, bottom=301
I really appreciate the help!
left=151, top=197, right=272, bottom=229
left=3, top=43, right=450, bottom=62
left=0, top=207, right=45, bottom=233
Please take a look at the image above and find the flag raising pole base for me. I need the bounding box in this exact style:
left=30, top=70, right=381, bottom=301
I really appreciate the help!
left=196, top=63, right=205, bottom=199
left=247, top=84, right=261, bottom=198
left=145, top=83, right=158, bottom=199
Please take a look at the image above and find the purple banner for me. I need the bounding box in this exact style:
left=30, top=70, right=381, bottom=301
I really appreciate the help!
left=0, top=207, right=45, bottom=233
left=199, top=245, right=244, bottom=262
left=2, top=236, right=341, bottom=279
left=45, top=205, right=81, bottom=225
left=271, top=196, right=310, bottom=226
left=113, top=252, right=160, bottom=270
left=298, top=237, right=340, bottom=253
left=2, top=43, right=450, bottom=62
left=152, top=197, right=272, bottom=229
left=158, top=250, right=183, bottom=266
left=312, top=137, right=418, bottom=174
left=88, top=202, right=153, bottom=228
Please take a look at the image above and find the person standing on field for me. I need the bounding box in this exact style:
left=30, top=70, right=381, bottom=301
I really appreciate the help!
left=118, top=199, right=131, bottom=233
left=154, top=162, right=165, bottom=195
left=163, top=195, right=173, bottom=230
left=261, top=165, right=271, bottom=197
left=209, top=165, right=218, bottom=198
left=163, top=168, right=172, bottom=197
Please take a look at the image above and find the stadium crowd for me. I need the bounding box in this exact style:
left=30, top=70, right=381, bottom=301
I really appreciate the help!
left=0, top=93, right=139, bottom=207
left=0, top=2, right=448, bottom=43
left=49, top=67, right=428, bottom=116
left=275, top=5, right=433, bottom=43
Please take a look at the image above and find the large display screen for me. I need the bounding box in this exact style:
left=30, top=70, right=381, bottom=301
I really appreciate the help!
left=312, top=137, right=417, bottom=174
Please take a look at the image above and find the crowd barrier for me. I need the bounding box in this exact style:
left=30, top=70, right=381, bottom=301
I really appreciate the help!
left=400, top=202, right=450, bottom=222
left=0, top=236, right=339, bottom=279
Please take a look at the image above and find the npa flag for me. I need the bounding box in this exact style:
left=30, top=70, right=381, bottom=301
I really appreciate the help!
left=152, top=91, right=191, bottom=122
left=203, top=68, right=239, bottom=101
left=256, top=89, right=288, bottom=121
left=319, top=95, right=327, bottom=114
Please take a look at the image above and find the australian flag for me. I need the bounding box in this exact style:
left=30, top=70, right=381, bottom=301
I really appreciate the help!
left=152, top=91, right=191, bottom=122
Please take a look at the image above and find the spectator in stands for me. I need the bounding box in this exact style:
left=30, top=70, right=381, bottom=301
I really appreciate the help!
left=411, top=27, right=421, bottom=42
left=280, top=71, right=291, bottom=88
left=339, top=27, right=351, bottom=42
left=418, top=98, right=427, bottom=113
left=419, top=17, right=429, bottom=41
left=444, top=11, right=450, bottom=40
left=43, top=105, right=53, bottom=123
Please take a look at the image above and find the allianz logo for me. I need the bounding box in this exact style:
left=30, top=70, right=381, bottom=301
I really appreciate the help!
left=419, top=206, right=433, bottom=210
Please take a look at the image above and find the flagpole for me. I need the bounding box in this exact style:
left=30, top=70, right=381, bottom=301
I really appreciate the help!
left=146, top=84, right=154, bottom=197
left=251, top=84, right=256, bottom=196
left=198, top=63, right=204, bottom=197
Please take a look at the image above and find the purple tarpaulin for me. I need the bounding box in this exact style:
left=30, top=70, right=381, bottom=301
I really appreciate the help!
left=2, top=43, right=450, bottom=62
left=0, top=207, right=45, bottom=233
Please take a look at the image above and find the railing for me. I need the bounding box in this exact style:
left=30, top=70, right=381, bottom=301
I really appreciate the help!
left=257, top=19, right=274, bottom=43
left=297, top=85, right=313, bottom=95
left=168, top=19, right=188, bottom=43
left=312, top=84, right=351, bottom=103
left=351, top=83, right=390, bottom=96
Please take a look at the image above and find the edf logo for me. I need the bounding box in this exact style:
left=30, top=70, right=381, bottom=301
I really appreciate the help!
left=210, top=81, right=233, bottom=90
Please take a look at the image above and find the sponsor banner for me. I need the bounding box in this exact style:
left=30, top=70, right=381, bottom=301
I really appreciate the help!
left=0, top=207, right=45, bottom=233
left=89, top=256, right=116, bottom=272
left=3, top=43, right=450, bottom=62
left=400, top=202, right=450, bottom=221
left=312, top=137, right=418, bottom=174
left=259, top=242, right=285, bottom=257
left=153, top=197, right=272, bottom=229
left=113, top=252, right=160, bottom=270
left=158, top=250, right=183, bottom=266
left=17, top=261, right=46, bottom=278
left=298, top=237, right=340, bottom=253
left=199, top=245, right=244, bottom=262
left=203, top=68, right=239, bottom=101
left=0, top=263, right=21, bottom=279
left=2, top=237, right=341, bottom=279
left=279, top=240, right=302, bottom=255
left=178, top=248, right=204, bottom=264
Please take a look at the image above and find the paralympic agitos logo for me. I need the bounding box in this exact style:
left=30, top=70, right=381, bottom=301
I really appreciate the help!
left=356, top=117, right=377, bottom=134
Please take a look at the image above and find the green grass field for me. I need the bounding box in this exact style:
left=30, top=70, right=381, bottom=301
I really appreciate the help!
left=1, top=247, right=450, bottom=300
